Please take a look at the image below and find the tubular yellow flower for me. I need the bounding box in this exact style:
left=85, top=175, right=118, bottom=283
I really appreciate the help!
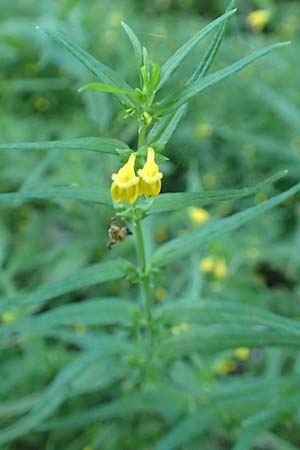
left=138, top=147, right=163, bottom=198
left=111, top=153, right=139, bottom=204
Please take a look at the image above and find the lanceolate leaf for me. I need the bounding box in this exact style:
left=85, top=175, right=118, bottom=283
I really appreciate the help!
left=0, top=260, right=128, bottom=315
left=157, top=300, right=300, bottom=336
left=151, top=183, right=300, bottom=266
left=0, top=137, right=128, bottom=154
left=121, top=21, right=143, bottom=71
left=156, top=9, right=237, bottom=92
left=0, top=351, right=122, bottom=446
left=0, top=187, right=111, bottom=207
left=41, top=27, right=138, bottom=107
left=188, top=0, right=236, bottom=82
left=147, top=171, right=286, bottom=215
left=78, top=82, right=140, bottom=96
left=147, top=1, right=235, bottom=147
left=161, top=325, right=300, bottom=357
left=0, top=298, right=136, bottom=345
left=154, top=42, right=290, bottom=116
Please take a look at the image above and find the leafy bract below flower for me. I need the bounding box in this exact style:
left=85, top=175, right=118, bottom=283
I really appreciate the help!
left=111, top=153, right=139, bottom=204
left=138, top=147, right=163, bottom=198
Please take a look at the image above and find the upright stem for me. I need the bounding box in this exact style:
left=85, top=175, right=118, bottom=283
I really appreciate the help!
left=136, top=122, right=154, bottom=339
left=134, top=217, right=153, bottom=335
left=138, top=124, right=147, bottom=148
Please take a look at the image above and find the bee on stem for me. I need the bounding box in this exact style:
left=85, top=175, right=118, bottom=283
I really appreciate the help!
left=107, top=218, right=132, bottom=250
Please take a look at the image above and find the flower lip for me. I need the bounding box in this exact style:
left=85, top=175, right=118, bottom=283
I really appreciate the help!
left=111, top=153, right=139, bottom=189
left=138, top=147, right=163, bottom=185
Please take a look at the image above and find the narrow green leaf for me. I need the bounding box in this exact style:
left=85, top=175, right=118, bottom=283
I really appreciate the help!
left=79, top=82, right=139, bottom=96
left=154, top=410, right=216, bottom=450
left=0, top=137, right=128, bottom=154
left=121, top=21, right=143, bottom=70
left=39, top=385, right=188, bottom=431
left=155, top=42, right=290, bottom=116
left=0, top=298, right=136, bottom=344
left=161, top=325, right=300, bottom=357
left=157, top=300, right=300, bottom=337
left=151, top=183, right=300, bottom=266
left=156, top=9, right=237, bottom=92
left=0, top=260, right=128, bottom=314
left=0, top=187, right=111, bottom=207
left=147, top=170, right=286, bottom=215
left=189, top=0, right=236, bottom=82
left=0, top=352, right=106, bottom=446
left=147, top=1, right=235, bottom=147
left=40, top=27, right=137, bottom=107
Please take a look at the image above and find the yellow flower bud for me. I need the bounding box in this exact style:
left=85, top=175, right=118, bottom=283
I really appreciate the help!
left=111, top=153, right=140, bottom=204
left=246, top=9, right=271, bottom=32
left=138, top=147, right=163, bottom=198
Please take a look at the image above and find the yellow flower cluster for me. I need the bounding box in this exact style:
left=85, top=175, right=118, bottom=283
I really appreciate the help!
left=199, top=257, right=227, bottom=280
left=111, top=147, right=163, bottom=204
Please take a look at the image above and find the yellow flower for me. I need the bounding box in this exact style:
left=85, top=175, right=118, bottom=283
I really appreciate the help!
left=233, top=347, right=250, bottom=361
left=246, top=9, right=271, bottom=32
left=1, top=311, right=15, bottom=324
left=214, top=259, right=227, bottom=280
left=155, top=287, right=167, bottom=302
left=216, top=358, right=236, bottom=376
left=188, top=207, right=209, bottom=225
left=199, top=257, right=214, bottom=274
left=138, top=147, right=163, bottom=198
left=111, top=153, right=139, bottom=204
left=171, top=322, right=190, bottom=336
left=195, top=122, right=213, bottom=139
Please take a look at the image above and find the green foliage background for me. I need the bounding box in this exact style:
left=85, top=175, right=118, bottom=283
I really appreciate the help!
left=1, top=0, right=300, bottom=449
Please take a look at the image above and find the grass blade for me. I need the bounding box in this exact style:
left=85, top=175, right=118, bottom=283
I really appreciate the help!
left=147, top=170, right=286, bottom=215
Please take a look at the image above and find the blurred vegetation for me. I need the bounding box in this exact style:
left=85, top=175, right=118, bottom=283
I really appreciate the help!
left=1, top=0, right=300, bottom=449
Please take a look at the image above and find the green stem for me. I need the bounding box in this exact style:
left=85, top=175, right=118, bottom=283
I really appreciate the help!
left=138, top=124, right=147, bottom=148
left=134, top=217, right=153, bottom=336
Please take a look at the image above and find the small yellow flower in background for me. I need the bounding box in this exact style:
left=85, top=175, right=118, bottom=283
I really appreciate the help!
left=255, top=192, right=268, bottom=204
left=199, top=257, right=214, bottom=274
left=217, top=358, right=236, bottom=376
left=109, top=11, right=123, bottom=27
left=75, top=324, right=87, bottom=335
left=199, top=257, right=228, bottom=279
left=171, top=322, right=190, bottom=336
left=195, top=122, right=213, bottom=139
left=214, top=258, right=227, bottom=280
left=188, top=207, right=209, bottom=226
left=1, top=311, right=16, bottom=324
left=111, top=153, right=140, bottom=204
left=82, top=445, right=94, bottom=450
left=246, top=9, right=271, bottom=32
left=138, top=147, right=163, bottom=198
left=233, top=347, right=250, bottom=361
left=155, top=287, right=167, bottom=302
left=202, top=172, right=217, bottom=188
left=34, top=96, right=49, bottom=112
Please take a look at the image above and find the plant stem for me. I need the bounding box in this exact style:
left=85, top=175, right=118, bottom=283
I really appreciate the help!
left=138, top=124, right=147, bottom=148
left=134, top=217, right=153, bottom=338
